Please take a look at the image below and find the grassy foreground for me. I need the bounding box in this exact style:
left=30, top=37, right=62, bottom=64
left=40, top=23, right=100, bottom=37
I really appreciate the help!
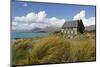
left=12, top=33, right=96, bottom=65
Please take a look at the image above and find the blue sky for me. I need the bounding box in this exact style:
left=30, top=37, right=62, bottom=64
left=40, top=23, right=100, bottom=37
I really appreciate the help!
left=12, top=1, right=95, bottom=20
left=12, top=0, right=96, bottom=31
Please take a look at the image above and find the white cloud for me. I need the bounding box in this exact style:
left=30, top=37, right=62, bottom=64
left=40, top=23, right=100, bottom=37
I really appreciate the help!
left=73, top=10, right=95, bottom=26
left=12, top=22, right=18, bottom=26
left=14, top=12, right=36, bottom=23
left=12, top=11, right=65, bottom=31
left=36, top=11, right=47, bottom=22
left=14, top=11, right=47, bottom=23
left=12, top=10, right=95, bottom=31
left=48, top=17, right=65, bottom=27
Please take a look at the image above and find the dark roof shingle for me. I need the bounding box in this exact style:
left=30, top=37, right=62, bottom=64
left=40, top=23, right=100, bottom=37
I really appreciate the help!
left=62, top=20, right=78, bottom=29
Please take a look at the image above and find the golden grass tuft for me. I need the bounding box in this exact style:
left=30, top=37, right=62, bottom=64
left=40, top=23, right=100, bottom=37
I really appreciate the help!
left=12, top=33, right=96, bottom=65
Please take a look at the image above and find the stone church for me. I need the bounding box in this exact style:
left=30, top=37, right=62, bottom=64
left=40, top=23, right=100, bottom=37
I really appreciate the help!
left=61, top=19, right=85, bottom=38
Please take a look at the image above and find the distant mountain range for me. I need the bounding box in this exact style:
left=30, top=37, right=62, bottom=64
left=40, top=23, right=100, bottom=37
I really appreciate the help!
left=43, top=26, right=61, bottom=33
left=32, top=25, right=96, bottom=32
left=85, top=25, right=95, bottom=31
left=30, top=28, right=45, bottom=33
left=12, top=25, right=96, bottom=33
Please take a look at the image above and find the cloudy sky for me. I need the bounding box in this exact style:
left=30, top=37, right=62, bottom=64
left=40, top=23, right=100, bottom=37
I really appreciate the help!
left=12, top=0, right=96, bottom=31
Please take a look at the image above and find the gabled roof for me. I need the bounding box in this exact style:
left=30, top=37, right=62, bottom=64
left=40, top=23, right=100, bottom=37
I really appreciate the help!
left=62, top=20, right=78, bottom=29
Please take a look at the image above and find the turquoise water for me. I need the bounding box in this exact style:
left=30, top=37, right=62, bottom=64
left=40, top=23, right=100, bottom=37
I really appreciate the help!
left=12, top=32, right=48, bottom=39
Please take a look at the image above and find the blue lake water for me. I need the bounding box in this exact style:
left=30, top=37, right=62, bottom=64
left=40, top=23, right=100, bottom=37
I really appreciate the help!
left=12, top=32, right=48, bottom=39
